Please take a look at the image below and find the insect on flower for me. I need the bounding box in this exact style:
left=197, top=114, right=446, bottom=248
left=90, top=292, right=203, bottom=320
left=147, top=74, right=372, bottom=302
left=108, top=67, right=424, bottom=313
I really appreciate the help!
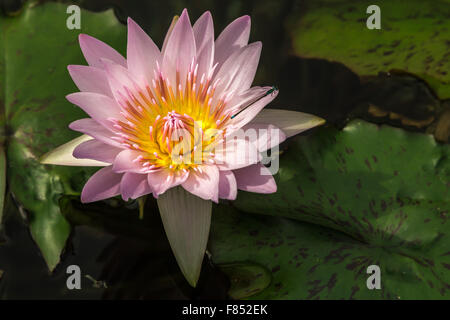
left=230, top=86, right=278, bottom=119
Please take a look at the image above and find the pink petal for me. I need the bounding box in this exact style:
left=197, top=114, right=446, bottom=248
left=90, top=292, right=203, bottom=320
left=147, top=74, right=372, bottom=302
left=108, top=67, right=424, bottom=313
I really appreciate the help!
left=182, top=165, right=219, bottom=202
left=78, top=34, right=126, bottom=68
left=66, top=92, right=123, bottom=130
left=120, top=172, right=152, bottom=201
left=161, top=16, right=179, bottom=56
left=101, top=59, right=144, bottom=106
left=81, top=166, right=123, bottom=203
left=69, top=118, right=121, bottom=148
left=162, top=9, right=196, bottom=87
left=214, top=42, right=262, bottom=96
left=250, top=109, right=326, bottom=138
left=241, top=123, right=286, bottom=152
left=214, top=15, right=250, bottom=69
left=218, top=170, right=237, bottom=200
left=127, top=18, right=161, bottom=85
left=193, top=11, right=214, bottom=81
left=148, top=169, right=189, bottom=196
left=67, top=65, right=113, bottom=97
left=234, top=163, right=277, bottom=194
left=214, top=136, right=260, bottom=170
left=73, top=139, right=122, bottom=163
left=226, top=86, right=272, bottom=112
left=228, top=87, right=279, bottom=130
left=113, top=149, right=146, bottom=173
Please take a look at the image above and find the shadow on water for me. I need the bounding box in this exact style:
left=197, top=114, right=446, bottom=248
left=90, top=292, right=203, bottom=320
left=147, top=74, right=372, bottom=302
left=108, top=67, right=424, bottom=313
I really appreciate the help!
left=0, top=196, right=229, bottom=299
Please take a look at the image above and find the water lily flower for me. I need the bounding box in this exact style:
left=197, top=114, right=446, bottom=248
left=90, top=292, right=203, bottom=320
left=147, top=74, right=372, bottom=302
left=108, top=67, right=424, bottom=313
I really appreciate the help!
left=41, top=9, right=324, bottom=287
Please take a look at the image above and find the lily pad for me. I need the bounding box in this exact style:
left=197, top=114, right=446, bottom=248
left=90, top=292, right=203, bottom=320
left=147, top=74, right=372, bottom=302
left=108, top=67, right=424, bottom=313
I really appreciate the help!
left=289, top=0, right=450, bottom=99
left=210, top=205, right=450, bottom=299
left=220, top=119, right=450, bottom=298
left=234, top=120, right=449, bottom=239
left=0, top=2, right=126, bottom=270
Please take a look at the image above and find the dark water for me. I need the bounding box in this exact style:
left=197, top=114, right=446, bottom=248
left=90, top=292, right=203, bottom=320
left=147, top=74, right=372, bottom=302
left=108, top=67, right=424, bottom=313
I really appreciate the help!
left=0, top=195, right=230, bottom=299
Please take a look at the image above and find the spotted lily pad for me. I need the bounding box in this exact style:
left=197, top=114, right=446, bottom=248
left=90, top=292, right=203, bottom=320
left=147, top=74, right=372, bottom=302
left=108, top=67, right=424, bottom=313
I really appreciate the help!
left=289, top=0, right=450, bottom=99
left=210, top=205, right=450, bottom=299
left=234, top=120, right=449, bottom=238
left=0, top=2, right=126, bottom=270
left=218, top=119, right=450, bottom=299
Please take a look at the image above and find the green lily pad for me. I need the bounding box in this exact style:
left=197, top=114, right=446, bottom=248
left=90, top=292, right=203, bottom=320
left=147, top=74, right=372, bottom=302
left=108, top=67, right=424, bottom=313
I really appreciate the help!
left=220, top=120, right=450, bottom=298
left=210, top=205, right=450, bottom=299
left=234, top=120, right=449, bottom=239
left=289, top=0, right=450, bottom=99
left=0, top=2, right=126, bottom=270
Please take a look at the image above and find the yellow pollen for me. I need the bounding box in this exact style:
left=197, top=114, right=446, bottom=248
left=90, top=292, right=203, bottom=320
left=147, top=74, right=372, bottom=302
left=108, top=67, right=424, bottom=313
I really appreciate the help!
left=112, top=63, right=230, bottom=172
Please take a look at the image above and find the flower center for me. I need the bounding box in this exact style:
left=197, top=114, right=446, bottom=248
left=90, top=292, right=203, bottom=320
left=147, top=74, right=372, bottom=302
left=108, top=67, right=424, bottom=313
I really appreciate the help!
left=110, top=60, right=230, bottom=172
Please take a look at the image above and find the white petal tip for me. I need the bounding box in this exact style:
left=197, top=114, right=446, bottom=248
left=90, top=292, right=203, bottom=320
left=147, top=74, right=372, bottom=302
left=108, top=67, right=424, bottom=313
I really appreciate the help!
left=311, top=116, right=326, bottom=128
left=252, top=109, right=326, bottom=138
left=40, top=135, right=110, bottom=167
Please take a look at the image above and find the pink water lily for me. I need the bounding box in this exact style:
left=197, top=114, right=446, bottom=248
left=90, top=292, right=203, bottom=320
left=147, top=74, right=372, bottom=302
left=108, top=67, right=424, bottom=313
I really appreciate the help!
left=42, top=9, right=324, bottom=286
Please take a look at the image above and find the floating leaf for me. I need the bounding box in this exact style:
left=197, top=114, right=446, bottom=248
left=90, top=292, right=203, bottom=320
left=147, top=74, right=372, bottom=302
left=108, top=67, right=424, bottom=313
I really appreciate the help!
left=210, top=204, right=450, bottom=299
left=234, top=120, right=449, bottom=239
left=289, top=0, right=450, bottom=99
left=0, top=2, right=126, bottom=270
left=215, top=120, right=450, bottom=298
